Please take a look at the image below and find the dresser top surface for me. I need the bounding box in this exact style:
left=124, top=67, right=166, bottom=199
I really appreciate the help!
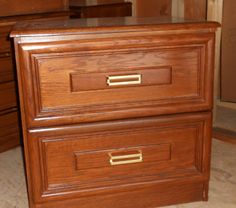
left=10, top=16, right=219, bottom=37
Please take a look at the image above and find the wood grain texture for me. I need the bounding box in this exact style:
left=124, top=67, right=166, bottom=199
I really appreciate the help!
left=37, top=46, right=199, bottom=108
left=27, top=112, right=211, bottom=203
left=11, top=17, right=217, bottom=208
left=70, top=66, right=172, bottom=91
left=12, top=21, right=217, bottom=128
left=33, top=181, right=204, bottom=208
left=74, top=144, right=171, bottom=170
left=40, top=124, right=194, bottom=192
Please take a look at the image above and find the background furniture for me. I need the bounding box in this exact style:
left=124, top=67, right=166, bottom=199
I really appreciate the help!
left=0, top=1, right=70, bottom=153
left=11, top=17, right=218, bottom=208
left=0, top=0, right=69, bottom=17
left=70, top=1, right=132, bottom=18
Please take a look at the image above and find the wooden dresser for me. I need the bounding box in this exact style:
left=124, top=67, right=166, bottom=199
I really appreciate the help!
left=0, top=0, right=70, bottom=152
left=69, top=1, right=132, bottom=18
left=11, top=17, right=219, bottom=208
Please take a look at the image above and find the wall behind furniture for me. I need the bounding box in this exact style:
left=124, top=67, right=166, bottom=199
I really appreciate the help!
left=221, top=0, right=236, bottom=103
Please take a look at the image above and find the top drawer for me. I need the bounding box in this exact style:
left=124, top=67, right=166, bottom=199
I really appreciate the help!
left=16, top=33, right=215, bottom=127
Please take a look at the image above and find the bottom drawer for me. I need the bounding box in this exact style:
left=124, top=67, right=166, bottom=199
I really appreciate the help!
left=27, top=112, right=212, bottom=203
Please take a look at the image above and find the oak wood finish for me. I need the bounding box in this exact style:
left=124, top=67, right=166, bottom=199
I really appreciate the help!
left=11, top=18, right=218, bottom=128
left=31, top=181, right=205, bottom=208
left=70, top=66, right=172, bottom=91
left=27, top=112, right=212, bottom=203
left=11, top=17, right=218, bottom=208
left=27, top=44, right=208, bottom=124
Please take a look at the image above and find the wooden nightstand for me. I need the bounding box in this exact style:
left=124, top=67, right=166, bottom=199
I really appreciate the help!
left=11, top=17, right=219, bottom=208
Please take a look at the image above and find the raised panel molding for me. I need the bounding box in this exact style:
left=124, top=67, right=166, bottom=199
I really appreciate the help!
left=31, top=113, right=210, bottom=201
left=18, top=34, right=214, bottom=128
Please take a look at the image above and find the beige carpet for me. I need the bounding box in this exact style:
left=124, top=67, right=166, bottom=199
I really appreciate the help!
left=0, top=139, right=235, bottom=208
left=215, top=105, right=236, bottom=132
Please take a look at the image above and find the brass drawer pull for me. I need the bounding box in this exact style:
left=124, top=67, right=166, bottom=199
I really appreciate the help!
left=109, top=150, right=143, bottom=166
left=107, top=74, right=141, bottom=86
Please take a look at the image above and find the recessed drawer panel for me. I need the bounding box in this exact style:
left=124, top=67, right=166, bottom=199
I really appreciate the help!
left=0, top=82, right=17, bottom=110
left=38, top=48, right=198, bottom=108
left=28, top=112, right=211, bottom=201
left=75, top=143, right=171, bottom=170
left=18, top=34, right=214, bottom=127
left=71, top=67, right=171, bottom=91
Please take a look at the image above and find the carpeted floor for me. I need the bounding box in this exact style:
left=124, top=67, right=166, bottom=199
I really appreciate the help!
left=215, top=105, right=236, bottom=132
left=0, top=139, right=235, bottom=208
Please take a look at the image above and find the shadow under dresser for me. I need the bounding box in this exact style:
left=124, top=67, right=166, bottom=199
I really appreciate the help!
left=11, top=17, right=219, bottom=208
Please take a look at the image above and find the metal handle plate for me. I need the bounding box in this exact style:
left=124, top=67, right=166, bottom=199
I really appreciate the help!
left=109, top=150, right=143, bottom=166
left=107, top=74, right=141, bottom=86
